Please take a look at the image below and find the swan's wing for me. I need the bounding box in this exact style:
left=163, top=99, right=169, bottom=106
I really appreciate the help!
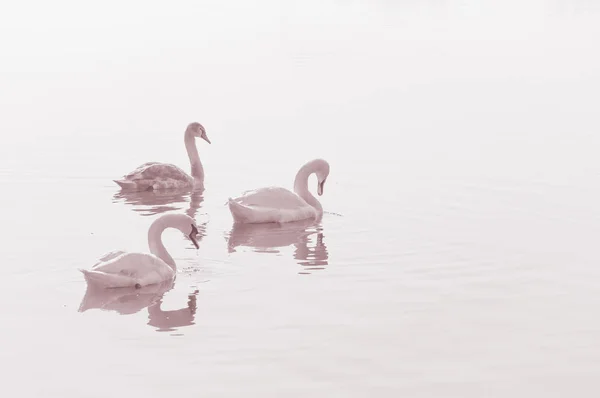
left=91, top=252, right=169, bottom=280
left=235, top=187, right=308, bottom=210
left=124, top=163, right=191, bottom=183
left=122, top=162, right=160, bottom=179
left=137, top=161, right=162, bottom=168
left=93, top=250, right=127, bottom=268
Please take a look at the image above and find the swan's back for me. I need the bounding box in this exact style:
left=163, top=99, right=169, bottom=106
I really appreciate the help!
left=124, top=163, right=190, bottom=181
left=93, top=249, right=126, bottom=267
left=115, top=163, right=194, bottom=191
left=235, top=187, right=310, bottom=209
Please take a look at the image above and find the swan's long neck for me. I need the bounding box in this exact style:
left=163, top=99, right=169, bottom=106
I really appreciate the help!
left=148, top=221, right=176, bottom=269
left=184, top=131, right=204, bottom=182
left=293, top=165, right=322, bottom=214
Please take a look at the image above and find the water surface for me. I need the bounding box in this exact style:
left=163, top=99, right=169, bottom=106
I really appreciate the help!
left=1, top=1, right=600, bottom=397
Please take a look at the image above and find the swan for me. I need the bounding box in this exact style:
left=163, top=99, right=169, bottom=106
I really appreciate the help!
left=80, top=213, right=200, bottom=288
left=228, top=158, right=330, bottom=224
left=113, top=122, right=210, bottom=191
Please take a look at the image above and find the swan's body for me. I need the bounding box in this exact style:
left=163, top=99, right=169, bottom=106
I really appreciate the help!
left=114, top=122, right=210, bottom=191
left=228, top=158, right=330, bottom=224
left=80, top=213, right=200, bottom=288
left=114, top=162, right=194, bottom=191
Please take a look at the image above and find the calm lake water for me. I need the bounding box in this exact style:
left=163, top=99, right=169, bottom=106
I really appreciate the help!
left=1, top=1, right=600, bottom=397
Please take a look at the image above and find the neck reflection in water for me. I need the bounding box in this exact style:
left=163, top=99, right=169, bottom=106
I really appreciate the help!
left=147, top=289, right=199, bottom=333
left=227, top=219, right=329, bottom=274
left=112, top=186, right=207, bottom=241
left=78, top=281, right=200, bottom=333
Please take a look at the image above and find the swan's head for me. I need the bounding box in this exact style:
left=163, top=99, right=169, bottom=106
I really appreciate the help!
left=163, top=213, right=201, bottom=249
left=314, top=159, right=330, bottom=196
left=187, top=122, right=211, bottom=144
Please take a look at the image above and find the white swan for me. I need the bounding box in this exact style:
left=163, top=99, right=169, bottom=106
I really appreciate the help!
left=114, top=122, right=210, bottom=191
left=80, top=213, right=200, bottom=288
left=228, top=158, right=330, bottom=224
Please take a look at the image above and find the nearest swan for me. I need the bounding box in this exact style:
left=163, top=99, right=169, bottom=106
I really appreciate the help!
left=80, top=213, right=200, bottom=288
left=228, top=158, right=330, bottom=224
left=114, top=122, right=210, bottom=191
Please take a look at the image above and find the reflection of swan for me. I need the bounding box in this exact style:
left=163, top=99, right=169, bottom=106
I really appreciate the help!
left=114, top=122, right=210, bottom=191
left=294, top=231, right=328, bottom=274
left=227, top=219, right=329, bottom=272
left=79, top=282, right=200, bottom=333
left=228, top=158, right=330, bottom=224
left=79, top=280, right=174, bottom=314
left=113, top=189, right=193, bottom=216
left=113, top=186, right=206, bottom=218
left=147, top=289, right=199, bottom=332
left=80, top=214, right=200, bottom=288
left=227, top=218, right=317, bottom=253
left=185, top=188, right=205, bottom=220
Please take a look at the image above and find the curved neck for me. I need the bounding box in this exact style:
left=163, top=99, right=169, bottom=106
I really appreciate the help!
left=293, top=165, right=322, bottom=213
left=148, top=222, right=176, bottom=270
left=184, top=131, right=204, bottom=182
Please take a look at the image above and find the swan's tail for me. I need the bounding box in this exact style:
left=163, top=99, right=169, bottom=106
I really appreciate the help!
left=80, top=269, right=107, bottom=285
left=113, top=179, right=139, bottom=190
left=80, top=269, right=136, bottom=289
left=227, top=198, right=255, bottom=223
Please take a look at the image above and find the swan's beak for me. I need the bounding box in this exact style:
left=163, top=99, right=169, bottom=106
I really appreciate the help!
left=189, top=225, right=200, bottom=249
left=202, top=134, right=211, bottom=144
left=317, top=180, right=325, bottom=196
left=189, top=232, right=200, bottom=249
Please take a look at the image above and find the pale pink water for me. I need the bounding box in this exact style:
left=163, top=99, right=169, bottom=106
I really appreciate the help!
left=1, top=1, right=600, bottom=397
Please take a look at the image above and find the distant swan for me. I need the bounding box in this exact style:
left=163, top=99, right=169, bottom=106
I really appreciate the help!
left=80, top=214, right=200, bottom=288
left=228, top=158, right=330, bottom=224
left=114, top=122, right=210, bottom=191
